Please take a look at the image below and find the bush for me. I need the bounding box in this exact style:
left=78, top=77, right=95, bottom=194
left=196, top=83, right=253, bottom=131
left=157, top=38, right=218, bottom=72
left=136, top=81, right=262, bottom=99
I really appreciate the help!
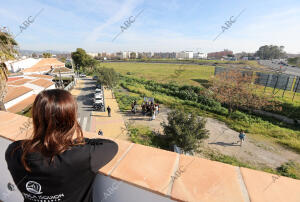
left=276, top=161, right=300, bottom=179
left=161, top=108, right=209, bottom=152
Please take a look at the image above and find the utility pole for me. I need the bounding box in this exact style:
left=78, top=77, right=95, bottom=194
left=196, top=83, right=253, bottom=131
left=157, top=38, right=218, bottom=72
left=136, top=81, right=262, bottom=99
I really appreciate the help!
left=59, top=69, right=63, bottom=89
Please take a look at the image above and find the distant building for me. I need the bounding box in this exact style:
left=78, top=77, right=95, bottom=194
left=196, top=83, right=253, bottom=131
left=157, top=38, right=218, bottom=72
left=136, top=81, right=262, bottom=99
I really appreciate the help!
left=207, top=50, right=233, bottom=59
left=193, top=52, right=207, bottom=59
left=153, top=52, right=176, bottom=59
left=176, top=51, right=194, bottom=59
left=137, top=52, right=153, bottom=59
left=87, top=52, right=98, bottom=58
left=116, top=51, right=131, bottom=59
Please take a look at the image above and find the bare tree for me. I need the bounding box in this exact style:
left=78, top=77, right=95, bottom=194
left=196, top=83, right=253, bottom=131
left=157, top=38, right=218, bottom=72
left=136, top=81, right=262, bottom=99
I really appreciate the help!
left=210, top=70, right=280, bottom=115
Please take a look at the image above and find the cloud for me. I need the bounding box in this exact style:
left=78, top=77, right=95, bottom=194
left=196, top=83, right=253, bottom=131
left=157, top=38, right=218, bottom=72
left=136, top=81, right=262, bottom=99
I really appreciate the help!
left=83, top=0, right=143, bottom=45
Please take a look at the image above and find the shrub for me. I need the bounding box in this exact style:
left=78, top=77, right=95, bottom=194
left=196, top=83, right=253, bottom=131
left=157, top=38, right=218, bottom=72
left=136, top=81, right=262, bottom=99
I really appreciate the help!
left=161, top=108, right=209, bottom=152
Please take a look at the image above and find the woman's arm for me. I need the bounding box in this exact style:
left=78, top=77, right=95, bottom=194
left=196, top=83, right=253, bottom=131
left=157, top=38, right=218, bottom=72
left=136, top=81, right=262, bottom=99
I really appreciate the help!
left=86, top=138, right=118, bottom=173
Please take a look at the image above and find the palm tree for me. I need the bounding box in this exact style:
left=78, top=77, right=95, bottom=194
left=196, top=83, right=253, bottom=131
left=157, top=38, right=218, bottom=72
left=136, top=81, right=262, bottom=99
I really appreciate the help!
left=0, top=29, right=18, bottom=111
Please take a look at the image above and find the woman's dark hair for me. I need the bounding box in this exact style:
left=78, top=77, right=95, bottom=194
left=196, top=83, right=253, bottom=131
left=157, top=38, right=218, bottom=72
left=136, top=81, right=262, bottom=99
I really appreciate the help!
left=21, top=89, right=84, bottom=171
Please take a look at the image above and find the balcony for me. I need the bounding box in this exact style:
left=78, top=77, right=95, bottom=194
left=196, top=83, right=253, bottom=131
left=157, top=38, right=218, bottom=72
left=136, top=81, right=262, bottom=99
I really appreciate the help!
left=0, top=111, right=300, bottom=202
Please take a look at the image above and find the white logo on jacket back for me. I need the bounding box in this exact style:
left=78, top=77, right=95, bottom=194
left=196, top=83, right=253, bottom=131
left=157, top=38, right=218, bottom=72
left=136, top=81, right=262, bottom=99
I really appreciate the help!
left=26, top=181, right=43, bottom=194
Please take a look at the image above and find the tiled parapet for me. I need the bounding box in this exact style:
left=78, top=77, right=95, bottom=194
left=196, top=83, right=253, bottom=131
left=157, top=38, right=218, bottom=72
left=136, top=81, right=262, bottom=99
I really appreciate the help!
left=1, top=111, right=300, bottom=202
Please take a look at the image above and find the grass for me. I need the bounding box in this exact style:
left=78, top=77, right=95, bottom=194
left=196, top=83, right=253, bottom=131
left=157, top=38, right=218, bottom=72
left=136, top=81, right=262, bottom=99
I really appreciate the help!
left=127, top=124, right=300, bottom=179
left=118, top=76, right=300, bottom=154
left=104, top=62, right=215, bottom=86
left=104, top=62, right=300, bottom=103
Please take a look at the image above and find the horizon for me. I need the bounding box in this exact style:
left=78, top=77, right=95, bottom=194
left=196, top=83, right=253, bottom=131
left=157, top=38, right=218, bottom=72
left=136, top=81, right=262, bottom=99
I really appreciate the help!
left=1, top=0, right=300, bottom=54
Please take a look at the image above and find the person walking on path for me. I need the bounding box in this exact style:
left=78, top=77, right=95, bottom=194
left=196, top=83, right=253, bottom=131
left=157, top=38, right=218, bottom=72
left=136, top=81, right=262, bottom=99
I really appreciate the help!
left=107, top=106, right=111, bottom=117
left=238, top=131, right=246, bottom=146
left=98, top=129, right=103, bottom=136
left=155, top=104, right=159, bottom=116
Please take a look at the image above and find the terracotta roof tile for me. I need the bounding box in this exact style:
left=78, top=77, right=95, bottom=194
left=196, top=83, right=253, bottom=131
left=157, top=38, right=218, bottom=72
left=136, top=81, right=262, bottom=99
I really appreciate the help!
left=7, top=77, right=23, bottom=82
left=28, top=74, right=53, bottom=79
left=7, top=94, right=36, bottom=113
left=171, top=155, right=246, bottom=202
left=110, top=143, right=178, bottom=196
left=22, top=58, right=64, bottom=73
left=4, top=86, right=32, bottom=103
left=241, top=167, right=300, bottom=202
left=7, top=78, right=33, bottom=86
left=30, top=78, right=54, bottom=88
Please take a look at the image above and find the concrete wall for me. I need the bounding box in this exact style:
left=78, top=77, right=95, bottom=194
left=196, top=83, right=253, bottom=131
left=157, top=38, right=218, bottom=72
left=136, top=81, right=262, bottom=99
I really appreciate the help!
left=0, top=138, right=23, bottom=202
left=93, top=174, right=174, bottom=202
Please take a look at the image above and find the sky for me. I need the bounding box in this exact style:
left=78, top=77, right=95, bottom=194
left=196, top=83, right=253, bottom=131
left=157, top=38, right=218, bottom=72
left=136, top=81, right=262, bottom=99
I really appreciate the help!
left=1, top=0, right=300, bottom=54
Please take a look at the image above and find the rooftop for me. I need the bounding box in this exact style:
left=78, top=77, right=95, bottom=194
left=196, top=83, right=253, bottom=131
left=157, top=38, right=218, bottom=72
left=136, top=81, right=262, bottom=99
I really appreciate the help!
left=22, top=58, right=65, bottom=73
left=7, top=94, right=36, bottom=113
left=30, top=78, right=54, bottom=88
left=4, top=86, right=32, bottom=103
left=0, top=111, right=299, bottom=202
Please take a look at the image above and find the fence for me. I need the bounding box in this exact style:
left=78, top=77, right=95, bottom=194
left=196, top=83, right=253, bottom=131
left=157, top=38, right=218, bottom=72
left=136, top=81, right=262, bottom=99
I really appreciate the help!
left=64, top=80, right=76, bottom=91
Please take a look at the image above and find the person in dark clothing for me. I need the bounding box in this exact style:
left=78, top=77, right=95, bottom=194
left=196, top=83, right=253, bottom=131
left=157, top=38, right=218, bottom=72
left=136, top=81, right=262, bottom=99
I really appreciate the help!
left=107, top=106, right=111, bottom=117
left=5, top=89, right=118, bottom=202
left=98, top=129, right=103, bottom=136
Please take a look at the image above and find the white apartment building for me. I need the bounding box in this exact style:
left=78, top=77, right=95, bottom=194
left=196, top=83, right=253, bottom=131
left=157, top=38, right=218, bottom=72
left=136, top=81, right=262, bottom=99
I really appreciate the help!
left=176, top=51, right=194, bottom=59
left=193, top=52, right=207, bottom=59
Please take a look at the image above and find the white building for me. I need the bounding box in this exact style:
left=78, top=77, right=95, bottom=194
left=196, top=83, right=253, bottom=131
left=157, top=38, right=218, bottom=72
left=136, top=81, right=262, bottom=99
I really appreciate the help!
left=5, top=75, right=55, bottom=113
left=5, top=58, right=40, bottom=73
left=87, top=52, right=99, bottom=58
left=176, top=51, right=194, bottom=59
left=116, top=51, right=131, bottom=59
left=193, top=52, right=207, bottom=59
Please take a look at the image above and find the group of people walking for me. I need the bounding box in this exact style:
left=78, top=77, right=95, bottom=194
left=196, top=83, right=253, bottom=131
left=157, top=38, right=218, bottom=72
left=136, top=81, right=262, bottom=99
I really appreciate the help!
left=141, top=101, right=159, bottom=121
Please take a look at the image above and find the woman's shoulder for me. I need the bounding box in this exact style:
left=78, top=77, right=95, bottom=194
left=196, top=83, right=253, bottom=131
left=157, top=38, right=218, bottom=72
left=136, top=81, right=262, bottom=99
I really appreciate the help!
left=5, top=140, right=24, bottom=160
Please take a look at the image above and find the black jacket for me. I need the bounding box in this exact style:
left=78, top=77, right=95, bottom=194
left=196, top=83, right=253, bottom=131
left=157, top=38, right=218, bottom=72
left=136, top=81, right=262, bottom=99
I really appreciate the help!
left=5, top=138, right=118, bottom=202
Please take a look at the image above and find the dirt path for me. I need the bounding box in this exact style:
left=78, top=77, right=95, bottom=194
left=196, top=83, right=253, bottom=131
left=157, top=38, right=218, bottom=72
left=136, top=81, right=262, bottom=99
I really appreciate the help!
left=121, top=105, right=300, bottom=169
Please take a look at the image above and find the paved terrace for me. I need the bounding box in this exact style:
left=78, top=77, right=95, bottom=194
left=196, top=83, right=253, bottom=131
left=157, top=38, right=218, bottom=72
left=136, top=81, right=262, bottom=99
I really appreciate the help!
left=0, top=111, right=300, bottom=202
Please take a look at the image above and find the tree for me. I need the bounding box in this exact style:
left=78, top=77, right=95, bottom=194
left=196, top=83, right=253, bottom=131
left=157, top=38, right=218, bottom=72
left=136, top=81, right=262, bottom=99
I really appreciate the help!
left=58, top=57, right=66, bottom=63
left=0, top=30, right=18, bottom=111
left=161, top=108, right=209, bottom=152
left=130, top=52, right=136, bottom=59
left=71, top=48, right=95, bottom=72
left=42, top=52, right=52, bottom=58
left=96, top=67, right=119, bottom=96
left=288, top=57, right=300, bottom=67
left=210, top=70, right=280, bottom=115
left=32, top=52, right=37, bottom=58
left=254, top=45, right=286, bottom=59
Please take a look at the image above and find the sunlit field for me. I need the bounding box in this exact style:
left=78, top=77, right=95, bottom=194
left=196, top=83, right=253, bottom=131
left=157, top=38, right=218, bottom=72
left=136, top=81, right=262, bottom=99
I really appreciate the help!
left=103, top=62, right=215, bottom=86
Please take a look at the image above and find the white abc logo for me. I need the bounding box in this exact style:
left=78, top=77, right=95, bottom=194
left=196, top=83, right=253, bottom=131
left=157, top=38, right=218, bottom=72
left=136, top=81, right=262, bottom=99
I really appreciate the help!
left=26, top=181, right=43, bottom=195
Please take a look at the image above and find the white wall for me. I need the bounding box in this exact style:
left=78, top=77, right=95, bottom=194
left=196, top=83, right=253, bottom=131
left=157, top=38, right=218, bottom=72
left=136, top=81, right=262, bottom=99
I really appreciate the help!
left=4, top=90, right=34, bottom=109
left=8, top=58, right=40, bottom=73
left=46, top=84, right=55, bottom=90
left=23, top=83, right=44, bottom=94
left=0, top=138, right=23, bottom=202
left=93, top=174, right=174, bottom=202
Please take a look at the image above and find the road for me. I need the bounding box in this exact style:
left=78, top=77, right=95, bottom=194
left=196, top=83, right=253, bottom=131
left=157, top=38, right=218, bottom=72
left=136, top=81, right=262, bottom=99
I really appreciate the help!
left=259, top=60, right=300, bottom=76
left=76, top=78, right=97, bottom=132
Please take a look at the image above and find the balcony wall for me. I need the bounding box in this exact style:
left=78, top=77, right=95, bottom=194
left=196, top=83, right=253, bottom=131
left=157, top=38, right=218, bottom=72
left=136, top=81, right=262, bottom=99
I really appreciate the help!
left=1, top=111, right=300, bottom=202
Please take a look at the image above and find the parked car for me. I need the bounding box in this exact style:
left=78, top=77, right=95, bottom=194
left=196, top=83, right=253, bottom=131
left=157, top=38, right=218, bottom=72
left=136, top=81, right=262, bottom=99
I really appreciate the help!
left=96, top=84, right=102, bottom=88
left=95, top=88, right=102, bottom=94
left=80, top=74, right=86, bottom=78
left=93, top=76, right=98, bottom=80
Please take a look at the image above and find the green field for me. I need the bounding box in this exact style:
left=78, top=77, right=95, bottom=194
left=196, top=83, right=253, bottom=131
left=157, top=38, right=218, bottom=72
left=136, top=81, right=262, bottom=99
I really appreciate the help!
left=103, top=62, right=300, bottom=103
left=103, top=62, right=215, bottom=86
